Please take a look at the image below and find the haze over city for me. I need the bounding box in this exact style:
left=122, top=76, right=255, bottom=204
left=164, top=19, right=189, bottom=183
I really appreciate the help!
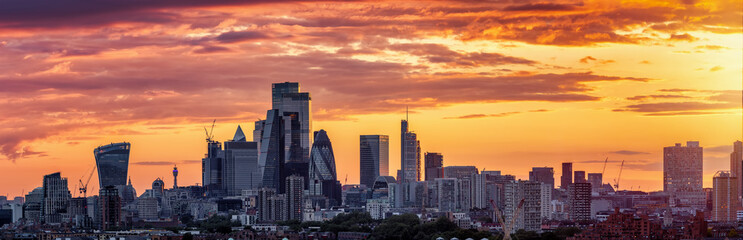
left=0, top=0, right=740, bottom=200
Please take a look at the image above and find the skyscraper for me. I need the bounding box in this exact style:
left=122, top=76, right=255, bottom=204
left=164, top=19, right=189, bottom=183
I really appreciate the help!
left=529, top=167, right=554, bottom=190
left=309, top=130, right=342, bottom=206
left=42, top=172, right=71, bottom=224
left=202, top=137, right=224, bottom=195
left=561, top=162, right=572, bottom=189
left=272, top=82, right=300, bottom=109
left=279, top=92, right=312, bottom=162
left=731, top=141, right=742, bottom=200
left=223, top=126, right=260, bottom=195
left=505, top=181, right=548, bottom=232
left=424, top=152, right=443, bottom=181
left=401, top=118, right=421, bottom=183
left=574, top=171, right=586, bottom=183
left=94, top=142, right=131, bottom=188
left=260, top=110, right=285, bottom=192
left=664, top=141, right=704, bottom=209
left=360, top=135, right=390, bottom=188
left=712, top=171, right=739, bottom=222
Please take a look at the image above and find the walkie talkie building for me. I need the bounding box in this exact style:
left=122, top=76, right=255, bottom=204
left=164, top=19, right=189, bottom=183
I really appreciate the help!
left=94, top=142, right=131, bottom=188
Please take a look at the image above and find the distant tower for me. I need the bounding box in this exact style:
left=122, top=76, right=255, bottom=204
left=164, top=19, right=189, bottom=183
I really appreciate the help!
left=664, top=141, right=704, bottom=209
left=94, top=142, right=131, bottom=189
left=400, top=108, right=421, bottom=183
left=173, top=165, right=178, bottom=189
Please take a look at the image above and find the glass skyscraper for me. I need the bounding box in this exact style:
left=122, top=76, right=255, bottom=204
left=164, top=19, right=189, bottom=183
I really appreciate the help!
left=309, top=130, right=342, bottom=205
left=400, top=120, right=420, bottom=183
left=360, top=135, right=389, bottom=188
left=94, top=142, right=131, bottom=188
left=260, top=110, right=285, bottom=192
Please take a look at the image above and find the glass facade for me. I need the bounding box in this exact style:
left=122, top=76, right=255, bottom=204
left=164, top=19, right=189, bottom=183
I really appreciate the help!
left=400, top=120, right=420, bottom=182
left=260, top=110, right=284, bottom=191
left=360, top=135, right=389, bottom=188
left=309, top=130, right=341, bottom=205
left=94, top=142, right=130, bottom=188
left=279, top=92, right=312, bottom=162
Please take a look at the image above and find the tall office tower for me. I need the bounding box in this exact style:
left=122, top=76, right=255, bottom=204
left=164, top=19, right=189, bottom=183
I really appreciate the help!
left=505, top=181, right=547, bottom=232
left=529, top=167, right=555, bottom=189
left=94, top=142, right=131, bottom=188
left=713, top=171, right=739, bottom=222
left=286, top=175, right=304, bottom=221
left=587, top=173, right=603, bottom=192
left=172, top=166, right=178, bottom=189
left=471, top=173, right=488, bottom=209
left=401, top=119, right=421, bottom=182
left=257, top=188, right=276, bottom=221
left=253, top=120, right=265, bottom=159
left=272, top=82, right=300, bottom=109
left=309, top=130, right=342, bottom=206
left=731, top=141, right=743, bottom=200
left=560, top=162, right=572, bottom=189
left=279, top=92, right=312, bottom=162
left=574, top=171, right=586, bottom=183
left=436, top=178, right=458, bottom=212
left=260, top=110, right=285, bottom=192
left=424, top=152, right=444, bottom=181
left=99, top=186, right=121, bottom=231
left=42, top=172, right=71, bottom=224
left=272, top=82, right=311, bottom=163
left=223, top=126, right=260, bottom=195
left=443, top=166, right=479, bottom=179
left=568, top=182, right=591, bottom=221
left=360, top=135, right=390, bottom=188
left=202, top=135, right=224, bottom=195
left=664, top=141, right=705, bottom=209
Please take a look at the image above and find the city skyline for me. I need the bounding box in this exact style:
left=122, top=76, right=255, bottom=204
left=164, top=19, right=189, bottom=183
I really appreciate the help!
left=0, top=0, right=741, bottom=199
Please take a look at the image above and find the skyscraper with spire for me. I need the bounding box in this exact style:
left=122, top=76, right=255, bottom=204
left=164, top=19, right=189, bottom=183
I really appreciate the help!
left=400, top=108, right=421, bottom=183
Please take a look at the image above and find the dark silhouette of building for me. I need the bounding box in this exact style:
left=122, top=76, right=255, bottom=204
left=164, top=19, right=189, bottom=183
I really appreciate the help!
left=360, top=135, right=389, bottom=188
left=100, top=186, right=121, bottom=231
left=309, top=130, right=342, bottom=206
left=574, top=171, right=586, bottom=183
left=529, top=167, right=554, bottom=189
left=561, top=162, right=572, bottom=189
left=424, top=152, right=443, bottom=181
left=42, top=172, right=70, bottom=224
left=94, top=142, right=131, bottom=189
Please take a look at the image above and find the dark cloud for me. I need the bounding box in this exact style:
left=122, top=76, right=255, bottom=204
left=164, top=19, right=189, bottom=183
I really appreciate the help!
left=215, top=31, right=272, bottom=43
left=502, top=3, right=579, bottom=11
left=609, top=150, right=650, bottom=155
left=615, top=90, right=741, bottom=116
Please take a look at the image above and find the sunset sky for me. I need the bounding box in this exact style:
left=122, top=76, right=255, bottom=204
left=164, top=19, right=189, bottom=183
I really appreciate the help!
left=0, top=0, right=741, bottom=199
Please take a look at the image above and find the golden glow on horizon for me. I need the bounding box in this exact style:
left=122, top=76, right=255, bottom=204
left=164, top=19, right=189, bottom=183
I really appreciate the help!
left=0, top=0, right=740, bottom=198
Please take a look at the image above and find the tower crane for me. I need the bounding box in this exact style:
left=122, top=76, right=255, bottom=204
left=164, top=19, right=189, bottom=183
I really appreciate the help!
left=489, top=198, right=525, bottom=240
left=613, top=160, right=624, bottom=190
left=79, top=165, right=97, bottom=198
left=601, top=157, right=608, bottom=176
left=204, top=119, right=216, bottom=142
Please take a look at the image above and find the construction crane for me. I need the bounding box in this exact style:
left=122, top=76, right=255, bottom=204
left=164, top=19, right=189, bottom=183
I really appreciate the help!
left=489, top=198, right=525, bottom=240
left=601, top=157, right=608, bottom=176
left=613, top=160, right=625, bottom=190
left=78, top=165, right=97, bottom=198
left=204, top=119, right=216, bottom=142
